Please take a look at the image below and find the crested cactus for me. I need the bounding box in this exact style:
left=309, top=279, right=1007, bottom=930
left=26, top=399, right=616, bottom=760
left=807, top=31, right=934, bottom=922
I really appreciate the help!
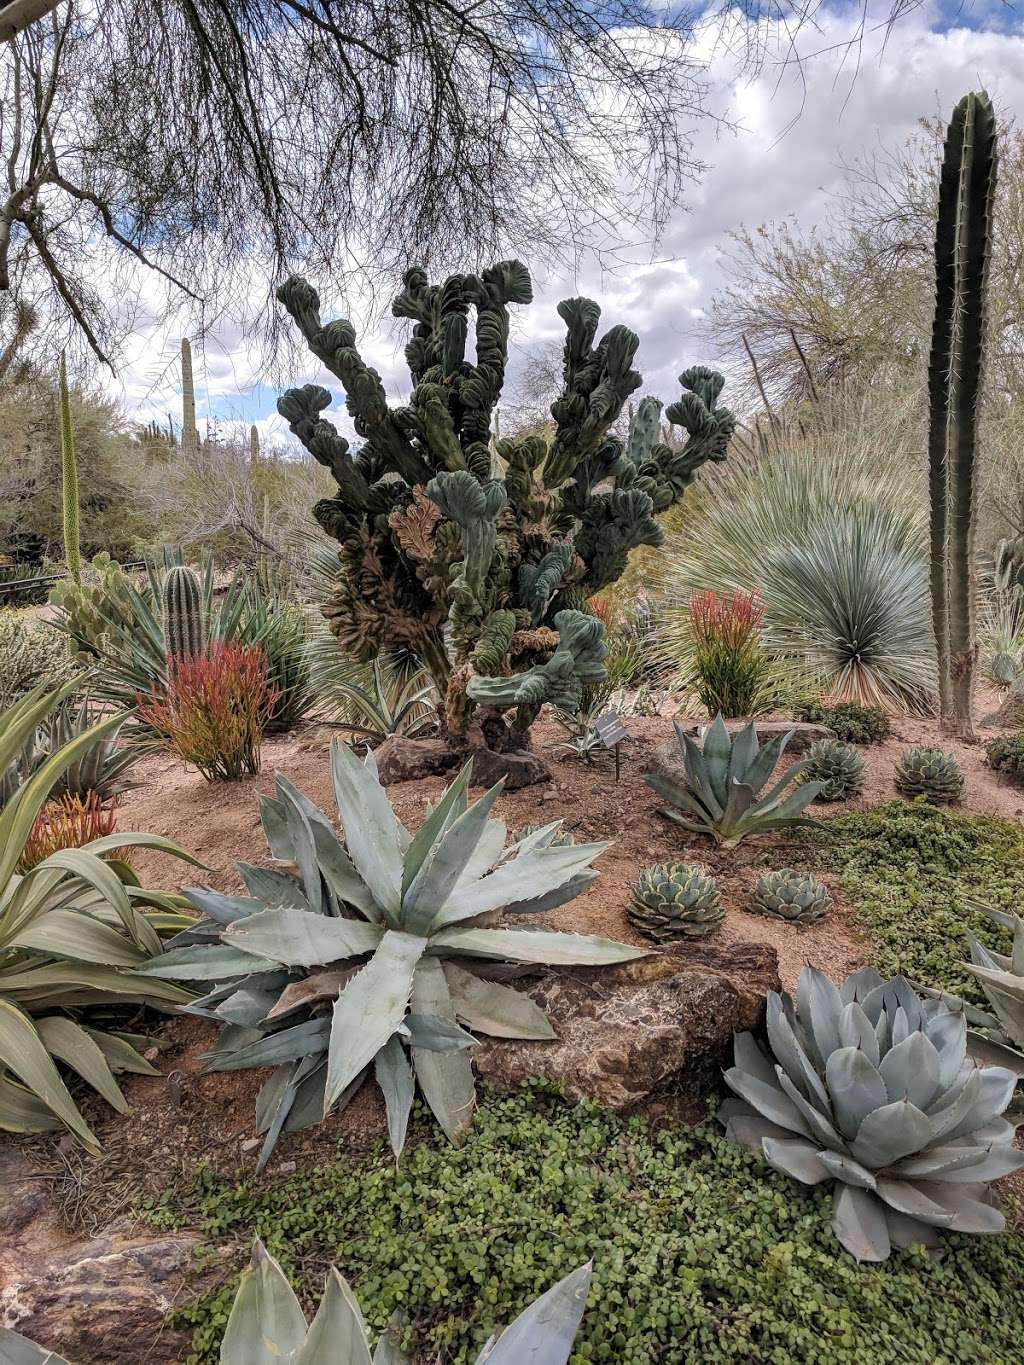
left=162, top=565, right=205, bottom=660
left=277, top=264, right=734, bottom=774
left=928, top=94, right=998, bottom=739
left=57, top=352, right=81, bottom=585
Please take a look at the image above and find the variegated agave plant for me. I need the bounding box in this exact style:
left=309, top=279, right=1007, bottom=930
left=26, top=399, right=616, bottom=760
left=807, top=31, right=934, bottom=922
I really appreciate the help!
left=645, top=715, right=822, bottom=847
left=142, top=742, right=644, bottom=1168
left=0, top=1239, right=592, bottom=1365
left=721, top=965, right=1024, bottom=1262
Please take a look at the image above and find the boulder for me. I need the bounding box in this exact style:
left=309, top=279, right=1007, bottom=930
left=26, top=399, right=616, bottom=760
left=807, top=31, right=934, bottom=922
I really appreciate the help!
left=0, top=1148, right=197, bottom=1364
left=473, top=941, right=779, bottom=1112
left=374, top=735, right=460, bottom=784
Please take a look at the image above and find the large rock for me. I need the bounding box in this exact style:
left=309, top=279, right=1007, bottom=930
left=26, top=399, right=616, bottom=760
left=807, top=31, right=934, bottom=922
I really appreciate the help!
left=0, top=1148, right=197, bottom=1364
left=473, top=941, right=779, bottom=1112
left=374, top=735, right=460, bottom=783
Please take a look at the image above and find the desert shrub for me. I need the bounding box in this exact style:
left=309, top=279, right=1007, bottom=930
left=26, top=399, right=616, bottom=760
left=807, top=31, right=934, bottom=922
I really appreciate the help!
left=813, top=802, right=1024, bottom=999
left=0, top=608, right=80, bottom=708
left=684, top=588, right=769, bottom=717
left=137, top=642, right=278, bottom=780
left=796, top=700, right=891, bottom=744
left=654, top=444, right=936, bottom=710
left=17, top=792, right=118, bottom=873
left=158, top=1086, right=1024, bottom=1365
left=985, top=733, right=1024, bottom=783
left=0, top=559, right=49, bottom=606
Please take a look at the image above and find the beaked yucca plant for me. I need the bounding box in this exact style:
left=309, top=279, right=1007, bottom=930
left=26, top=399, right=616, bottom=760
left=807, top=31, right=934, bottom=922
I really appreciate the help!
left=895, top=746, right=965, bottom=804
left=141, top=744, right=645, bottom=1168
left=645, top=715, right=822, bottom=848
left=750, top=869, right=830, bottom=924
left=0, top=1240, right=593, bottom=1365
left=928, top=93, right=998, bottom=740
left=0, top=686, right=197, bottom=1150
left=721, top=965, right=1024, bottom=1262
left=276, top=264, right=734, bottom=773
left=628, top=862, right=724, bottom=940
left=802, top=738, right=865, bottom=802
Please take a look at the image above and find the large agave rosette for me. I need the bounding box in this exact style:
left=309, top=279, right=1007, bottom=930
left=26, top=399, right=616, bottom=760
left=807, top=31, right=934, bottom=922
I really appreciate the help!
left=721, top=965, right=1024, bottom=1261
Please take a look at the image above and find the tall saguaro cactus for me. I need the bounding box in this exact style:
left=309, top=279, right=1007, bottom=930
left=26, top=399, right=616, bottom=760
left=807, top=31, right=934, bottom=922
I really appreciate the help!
left=180, top=338, right=199, bottom=458
left=57, top=352, right=81, bottom=585
left=278, top=262, right=734, bottom=783
left=928, top=91, right=998, bottom=739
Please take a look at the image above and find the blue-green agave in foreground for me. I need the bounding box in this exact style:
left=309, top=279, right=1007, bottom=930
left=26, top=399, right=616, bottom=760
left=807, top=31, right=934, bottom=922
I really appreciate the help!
left=0, top=1239, right=592, bottom=1365
left=721, top=965, right=1024, bottom=1262
left=645, top=714, right=822, bottom=847
left=141, top=743, right=645, bottom=1168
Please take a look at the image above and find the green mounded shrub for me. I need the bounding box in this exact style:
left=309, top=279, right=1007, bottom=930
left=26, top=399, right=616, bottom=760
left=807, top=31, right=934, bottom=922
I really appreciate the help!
left=0, top=609, right=80, bottom=709
left=796, top=701, right=891, bottom=745
left=985, top=733, right=1024, bottom=784
left=153, top=1086, right=1024, bottom=1365
left=813, top=802, right=1024, bottom=1000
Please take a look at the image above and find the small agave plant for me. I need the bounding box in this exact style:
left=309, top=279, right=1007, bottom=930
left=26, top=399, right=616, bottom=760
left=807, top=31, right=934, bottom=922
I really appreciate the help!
left=645, top=715, right=822, bottom=847
left=141, top=744, right=645, bottom=1168
left=721, top=965, right=1024, bottom=1262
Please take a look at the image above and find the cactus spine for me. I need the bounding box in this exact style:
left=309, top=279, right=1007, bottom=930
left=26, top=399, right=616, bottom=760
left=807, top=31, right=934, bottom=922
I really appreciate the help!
left=162, top=565, right=205, bottom=659
left=57, top=352, right=81, bottom=585
left=928, top=92, right=998, bottom=738
left=181, top=338, right=199, bottom=458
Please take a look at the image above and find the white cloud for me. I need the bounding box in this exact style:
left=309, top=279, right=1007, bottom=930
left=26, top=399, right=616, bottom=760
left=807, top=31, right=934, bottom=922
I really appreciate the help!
left=101, top=2, right=1024, bottom=436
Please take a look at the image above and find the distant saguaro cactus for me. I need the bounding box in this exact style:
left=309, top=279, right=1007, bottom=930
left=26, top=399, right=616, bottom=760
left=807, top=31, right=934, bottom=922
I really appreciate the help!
left=162, top=565, right=205, bottom=660
left=277, top=261, right=734, bottom=782
left=180, top=338, right=199, bottom=458
left=249, top=423, right=260, bottom=465
left=928, top=92, right=998, bottom=739
left=57, top=352, right=81, bottom=585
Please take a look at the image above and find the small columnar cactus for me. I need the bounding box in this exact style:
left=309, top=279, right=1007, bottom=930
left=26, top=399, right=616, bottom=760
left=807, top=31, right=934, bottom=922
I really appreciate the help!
left=628, top=861, right=724, bottom=940
left=162, top=564, right=205, bottom=660
left=803, top=738, right=866, bottom=801
left=751, top=868, right=830, bottom=924
left=895, top=746, right=964, bottom=804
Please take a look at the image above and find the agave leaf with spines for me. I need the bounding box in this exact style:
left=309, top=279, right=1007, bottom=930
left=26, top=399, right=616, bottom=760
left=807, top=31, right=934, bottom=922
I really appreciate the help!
left=141, top=741, right=645, bottom=1166
left=721, top=963, right=1024, bottom=1261
left=276, top=264, right=734, bottom=754
left=0, top=687, right=199, bottom=1149
left=645, top=714, right=822, bottom=847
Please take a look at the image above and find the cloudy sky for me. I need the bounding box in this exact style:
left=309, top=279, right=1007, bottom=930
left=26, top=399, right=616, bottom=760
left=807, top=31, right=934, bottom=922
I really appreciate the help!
left=108, top=0, right=1024, bottom=451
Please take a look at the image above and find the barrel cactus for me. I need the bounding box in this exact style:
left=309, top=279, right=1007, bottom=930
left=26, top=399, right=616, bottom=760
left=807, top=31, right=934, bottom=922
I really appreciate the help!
left=751, top=869, right=830, bottom=924
left=628, top=861, right=724, bottom=940
left=721, top=965, right=1024, bottom=1261
left=895, top=746, right=964, bottom=803
left=276, top=265, right=734, bottom=778
left=803, top=738, right=865, bottom=801
left=162, top=564, right=205, bottom=660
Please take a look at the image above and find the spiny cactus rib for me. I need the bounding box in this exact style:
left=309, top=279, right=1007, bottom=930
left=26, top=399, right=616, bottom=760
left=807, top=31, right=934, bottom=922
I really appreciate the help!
left=928, top=92, right=998, bottom=738
left=277, top=264, right=733, bottom=753
left=163, top=565, right=205, bottom=660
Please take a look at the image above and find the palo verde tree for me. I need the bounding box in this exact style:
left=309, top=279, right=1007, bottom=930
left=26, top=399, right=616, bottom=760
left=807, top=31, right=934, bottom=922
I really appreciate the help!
left=928, top=92, right=998, bottom=739
left=277, top=262, right=734, bottom=783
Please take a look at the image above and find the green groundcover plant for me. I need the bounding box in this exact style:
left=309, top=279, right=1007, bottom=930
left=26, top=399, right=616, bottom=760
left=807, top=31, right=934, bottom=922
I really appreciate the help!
left=148, top=1086, right=1024, bottom=1365
left=813, top=802, right=1024, bottom=1000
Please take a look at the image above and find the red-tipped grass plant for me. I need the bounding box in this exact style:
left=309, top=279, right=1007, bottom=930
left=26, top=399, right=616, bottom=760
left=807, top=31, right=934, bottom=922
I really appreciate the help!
left=18, top=792, right=120, bottom=873
left=138, top=642, right=279, bottom=781
left=687, top=589, right=769, bottom=718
